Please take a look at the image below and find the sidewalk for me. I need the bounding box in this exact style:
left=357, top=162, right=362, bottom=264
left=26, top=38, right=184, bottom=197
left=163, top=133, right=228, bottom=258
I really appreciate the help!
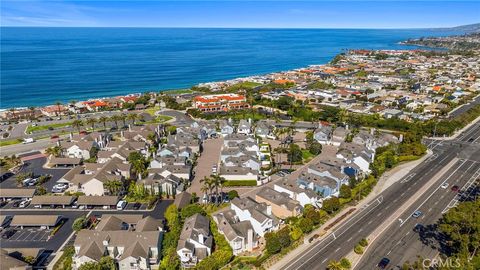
left=270, top=150, right=432, bottom=270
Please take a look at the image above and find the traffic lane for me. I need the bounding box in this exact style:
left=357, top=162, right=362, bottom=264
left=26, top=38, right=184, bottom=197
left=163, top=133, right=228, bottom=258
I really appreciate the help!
left=289, top=151, right=458, bottom=270
left=355, top=160, right=479, bottom=269
left=285, top=197, right=385, bottom=270
left=0, top=139, right=55, bottom=157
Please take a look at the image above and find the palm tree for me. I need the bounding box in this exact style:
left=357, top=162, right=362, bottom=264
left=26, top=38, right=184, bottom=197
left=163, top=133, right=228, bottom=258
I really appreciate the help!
left=55, top=102, right=63, bottom=116
left=119, top=113, right=127, bottom=129
left=200, top=176, right=214, bottom=203
left=104, top=180, right=123, bottom=195
left=28, top=106, right=36, bottom=120
left=127, top=113, right=138, bottom=125
left=45, top=146, right=62, bottom=157
left=211, top=174, right=226, bottom=205
left=327, top=260, right=343, bottom=270
left=98, top=116, right=108, bottom=131
left=71, top=120, right=83, bottom=134
left=86, top=118, right=97, bottom=131
left=110, top=115, right=119, bottom=129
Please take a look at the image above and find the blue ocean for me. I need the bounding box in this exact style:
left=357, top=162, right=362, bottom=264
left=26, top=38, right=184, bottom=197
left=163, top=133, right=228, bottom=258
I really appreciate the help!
left=0, top=27, right=457, bottom=109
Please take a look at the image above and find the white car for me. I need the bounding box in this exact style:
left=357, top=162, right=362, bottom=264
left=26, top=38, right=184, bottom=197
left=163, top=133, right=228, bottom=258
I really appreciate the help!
left=19, top=200, right=30, bottom=208
left=441, top=183, right=449, bottom=189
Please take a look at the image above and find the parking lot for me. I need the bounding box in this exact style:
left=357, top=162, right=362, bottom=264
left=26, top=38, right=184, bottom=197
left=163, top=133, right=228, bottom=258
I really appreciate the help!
left=6, top=227, right=52, bottom=242
left=0, top=152, right=69, bottom=191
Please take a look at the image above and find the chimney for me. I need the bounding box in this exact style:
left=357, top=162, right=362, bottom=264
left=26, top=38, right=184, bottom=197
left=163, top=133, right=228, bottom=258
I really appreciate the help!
left=56, top=140, right=61, bottom=147
left=128, top=124, right=132, bottom=132
left=198, top=234, right=204, bottom=244
left=69, top=132, right=73, bottom=141
left=248, top=118, right=252, bottom=124
left=345, top=124, right=349, bottom=130
left=247, top=229, right=254, bottom=251
left=266, top=205, right=272, bottom=216
left=370, top=128, right=374, bottom=135
left=399, top=134, right=404, bottom=142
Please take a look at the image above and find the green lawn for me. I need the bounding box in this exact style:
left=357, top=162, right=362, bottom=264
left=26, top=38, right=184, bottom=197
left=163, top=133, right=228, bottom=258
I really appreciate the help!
left=0, top=139, right=23, bottom=147
left=142, top=115, right=173, bottom=124
left=144, top=106, right=160, bottom=116
left=301, top=149, right=315, bottom=162
left=26, top=122, right=73, bottom=134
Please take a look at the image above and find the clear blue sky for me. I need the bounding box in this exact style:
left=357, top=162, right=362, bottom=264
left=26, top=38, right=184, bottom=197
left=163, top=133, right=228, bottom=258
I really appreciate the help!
left=1, top=1, right=479, bottom=28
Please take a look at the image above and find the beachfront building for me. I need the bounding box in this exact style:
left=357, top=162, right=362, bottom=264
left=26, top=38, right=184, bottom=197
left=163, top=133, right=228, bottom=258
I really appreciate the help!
left=193, top=94, right=249, bottom=112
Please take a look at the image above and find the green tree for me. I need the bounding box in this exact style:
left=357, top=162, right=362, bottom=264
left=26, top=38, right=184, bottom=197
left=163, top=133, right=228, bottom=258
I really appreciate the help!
left=227, top=190, right=239, bottom=200
left=23, top=255, right=36, bottom=265
left=308, top=141, right=323, bottom=155
left=71, top=119, right=83, bottom=134
left=265, top=232, right=282, bottom=255
left=322, top=197, right=341, bottom=214
left=297, top=217, right=314, bottom=233
left=277, top=226, right=292, bottom=248
left=287, top=144, right=303, bottom=164
left=72, top=216, right=86, bottom=231
left=86, top=118, right=97, bottom=131
left=327, top=260, right=343, bottom=270
left=127, top=152, right=148, bottom=179
left=304, top=205, right=321, bottom=225
left=104, top=180, right=123, bottom=195
left=98, top=116, right=108, bottom=131
left=180, top=204, right=206, bottom=220
left=290, top=226, right=303, bottom=241
left=340, top=258, right=352, bottom=269
left=339, top=184, right=352, bottom=199
left=45, top=146, right=62, bottom=157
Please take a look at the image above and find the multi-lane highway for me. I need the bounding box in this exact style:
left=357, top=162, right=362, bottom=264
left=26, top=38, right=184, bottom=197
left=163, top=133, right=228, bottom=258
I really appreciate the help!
left=282, top=121, right=480, bottom=270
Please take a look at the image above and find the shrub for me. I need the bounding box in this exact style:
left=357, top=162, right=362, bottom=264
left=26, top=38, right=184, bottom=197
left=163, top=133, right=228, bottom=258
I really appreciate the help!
left=297, top=217, right=314, bottom=234
left=180, top=204, right=206, bottom=220
left=340, top=257, right=352, bottom=269
left=223, top=180, right=257, bottom=187
left=354, top=244, right=364, bottom=254
left=227, top=190, right=239, bottom=200
left=72, top=216, right=86, bottom=231
left=359, top=238, right=368, bottom=247
left=322, top=197, right=341, bottom=214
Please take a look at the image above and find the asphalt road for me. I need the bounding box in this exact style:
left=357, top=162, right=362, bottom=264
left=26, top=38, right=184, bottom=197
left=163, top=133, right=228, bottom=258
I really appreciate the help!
left=282, top=121, right=480, bottom=270
left=448, top=95, right=480, bottom=118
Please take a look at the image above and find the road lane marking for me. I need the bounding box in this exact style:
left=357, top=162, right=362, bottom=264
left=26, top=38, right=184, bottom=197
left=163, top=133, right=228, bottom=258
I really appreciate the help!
left=347, top=237, right=352, bottom=242
left=400, top=160, right=470, bottom=227
left=322, top=258, right=328, bottom=264
left=335, top=247, right=341, bottom=253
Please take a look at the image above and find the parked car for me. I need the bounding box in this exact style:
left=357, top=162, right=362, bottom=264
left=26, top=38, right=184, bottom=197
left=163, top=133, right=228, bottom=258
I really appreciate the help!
left=212, top=165, right=217, bottom=174
left=377, top=258, right=390, bottom=269
left=441, top=182, right=449, bottom=189
left=1, top=230, right=16, bottom=239
left=412, top=210, right=423, bottom=218
left=413, top=223, right=424, bottom=233
left=132, top=202, right=141, bottom=210
left=52, top=183, right=68, bottom=193
left=12, top=200, right=21, bottom=208
left=451, top=185, right=459, bottom=192
left=19, top=200, right=30, bottom=208
left=23, top=138, right=35, bottom=144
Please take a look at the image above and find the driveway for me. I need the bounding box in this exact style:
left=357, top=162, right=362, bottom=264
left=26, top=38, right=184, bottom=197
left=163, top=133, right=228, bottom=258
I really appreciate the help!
left=188, top=137, right=223, bottom=195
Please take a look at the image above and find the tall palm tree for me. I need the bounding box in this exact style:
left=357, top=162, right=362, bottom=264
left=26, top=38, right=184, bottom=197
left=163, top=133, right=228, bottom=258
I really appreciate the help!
left=211, top=174, right=226, bottom=205
left=200, top=176, right=214, bottom=203
left=71, top=120, right=83, bottom=134
left=55, top=101, right=63, bottom=116
left=119, top=113, right=127, bottom=128
left=104, top=180, right=123, bottom=195
left=98, top=116, right=108, bottom=131
left=86, top=118, right=97, bottom=131
left=127, top=113, right=138, bottom=125
left=28, top=106, right=36, bottom=120
left=110, top=115, right=119, bottom=129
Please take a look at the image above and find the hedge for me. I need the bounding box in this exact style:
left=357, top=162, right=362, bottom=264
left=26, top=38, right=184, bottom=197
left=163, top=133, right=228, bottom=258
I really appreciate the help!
left=223, top=180, right=258, bottom=187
